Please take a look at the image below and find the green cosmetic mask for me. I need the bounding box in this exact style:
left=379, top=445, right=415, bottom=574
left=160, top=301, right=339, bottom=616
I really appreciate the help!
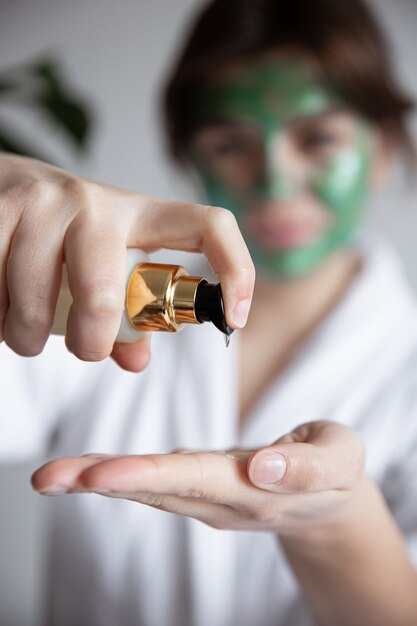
left=193, top=60, right=374, bottom=278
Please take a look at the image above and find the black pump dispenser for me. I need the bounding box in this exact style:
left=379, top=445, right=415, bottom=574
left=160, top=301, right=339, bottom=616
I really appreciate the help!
left=195, top=281, right=234, bottom=344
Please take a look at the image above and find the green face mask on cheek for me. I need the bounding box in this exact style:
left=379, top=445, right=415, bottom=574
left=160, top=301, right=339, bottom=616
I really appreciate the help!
left=193, top=61, right=374, bottom=278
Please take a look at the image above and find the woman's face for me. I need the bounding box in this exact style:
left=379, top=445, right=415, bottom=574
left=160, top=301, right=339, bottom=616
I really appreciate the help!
left=190, top=58, right=375, bottom=278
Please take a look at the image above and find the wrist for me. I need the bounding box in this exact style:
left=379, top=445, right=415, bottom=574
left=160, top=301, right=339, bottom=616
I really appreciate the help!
left=280, top=475, right=417, bottom=626
left=280, top=474, right=380, bottom=553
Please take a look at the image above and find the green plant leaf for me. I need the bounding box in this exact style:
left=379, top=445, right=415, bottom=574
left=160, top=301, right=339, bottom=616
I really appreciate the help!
left=35, top=91, right=90, bottom=148
left=0, top=78, right=19, bottom=96
left=0, top=57, right=92, bottom=161
left=31, top=60, right=91, bottom=148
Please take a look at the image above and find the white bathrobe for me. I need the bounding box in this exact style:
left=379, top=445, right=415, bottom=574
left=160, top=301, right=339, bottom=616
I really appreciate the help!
left=2, top=237, right=417, bottom=626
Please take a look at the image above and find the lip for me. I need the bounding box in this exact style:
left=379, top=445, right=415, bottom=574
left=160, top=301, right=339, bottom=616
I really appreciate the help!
left=244, top=198, right=331, bottom=250
left=248, top=219, right=321, bottom=250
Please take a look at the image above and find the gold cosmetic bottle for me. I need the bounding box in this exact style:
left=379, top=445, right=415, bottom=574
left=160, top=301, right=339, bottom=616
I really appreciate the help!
left=53, top=249, right=233, bottom=344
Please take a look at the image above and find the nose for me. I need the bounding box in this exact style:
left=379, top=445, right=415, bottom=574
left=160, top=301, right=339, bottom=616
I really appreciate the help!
left=259, top=131, right=302, bottom=201
left=255, top=171, right=300, bottom=202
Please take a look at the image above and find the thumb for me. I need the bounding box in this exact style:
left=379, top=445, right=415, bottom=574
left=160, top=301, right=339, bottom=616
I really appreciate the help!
left=247, top=421, right=364, bottom=494
left=110, top=334, right=152, bottom=372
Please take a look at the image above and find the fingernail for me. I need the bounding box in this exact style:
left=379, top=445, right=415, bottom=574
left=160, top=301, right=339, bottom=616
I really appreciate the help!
left=232, top=299, right=251, bottom=328
left=38, top=485, right=69, bottom=496
left=251, top=452, right=287, bottom=485
left=93, top=488, right=112, bottom=494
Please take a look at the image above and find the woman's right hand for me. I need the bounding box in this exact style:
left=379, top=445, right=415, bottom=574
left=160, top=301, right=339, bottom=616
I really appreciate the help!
left=0, top=154, right=255, bottom=371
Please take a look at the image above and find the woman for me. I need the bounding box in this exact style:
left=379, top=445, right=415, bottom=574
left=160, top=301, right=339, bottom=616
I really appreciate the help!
left=3, top=0, right=417, bottom=624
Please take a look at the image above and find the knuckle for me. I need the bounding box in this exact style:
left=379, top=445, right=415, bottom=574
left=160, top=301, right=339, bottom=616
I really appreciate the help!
left=0, top=177, right=36, bottom=219
left=236, top=262, right=256, bottom=287
left=240, top=494, right=275, bottom=524
left=292, top=454, right=323, bottom=492
left=17, top=178, right=59, bottom=215
left=188, top=452, right=206, bottom=480
left=66, top=179, right=116, bottom=226
left=23, top=178, right=48, bottom=206
left=252, top=504, right=280, bottom=525
left=10, top=176, right=42, bottom=201
left=179, top=488, right=219, bottom=504
left=2, top=175, right=70, bottom=226
left=80, top=282, right=123, bottom=319
left=246, top=506, right=264, bottom=522
left=291, top=423, right=312, bottom=443
left=138, top=493, right=164, bottom=508
left=0, top=163, right=99, bottom=224
left=56, top=176, right=106, bottom=224
left=9, top=297, right=51, bottom=336
left=61, top=175, right=97, bottom=210
left=309, top=455, right=327, bottom=490
left=138, top=456, right=168, bottom=482
left=203, top=205, right=238, bottom=232
left=178, top=488, right=204, bottom=499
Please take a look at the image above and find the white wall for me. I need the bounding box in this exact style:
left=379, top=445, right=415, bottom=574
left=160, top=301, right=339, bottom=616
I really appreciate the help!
left=0, top=1, right=416, bottom=624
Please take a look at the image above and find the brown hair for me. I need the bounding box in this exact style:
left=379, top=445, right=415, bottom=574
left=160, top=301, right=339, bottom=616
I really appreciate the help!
left=162, top=0, right=414, bottom=163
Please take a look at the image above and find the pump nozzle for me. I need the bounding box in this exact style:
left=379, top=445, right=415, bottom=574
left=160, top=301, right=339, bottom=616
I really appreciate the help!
left=195, top=281, right=234, bottom=345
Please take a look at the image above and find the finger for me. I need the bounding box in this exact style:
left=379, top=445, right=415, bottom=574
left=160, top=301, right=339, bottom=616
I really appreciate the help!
left=64, top=216, right=127, bottom=361
left=97, top=489, right=234, bottom=527
left=127, top=198, right=255, bottom=329
left=77, top=451, right=251, bottom=505
left=32, top=453, right=239, bottom=528
left=0, top=225, right=11, bottom=343
left=247, top=421, right=365, bottom=494
left=110, top=334, right=151, bottom=372
left=3, top=220, right=63, bottom=356
left=31, top=455, right=109, bottom=495
left=0, top=176, right=24, bottom=342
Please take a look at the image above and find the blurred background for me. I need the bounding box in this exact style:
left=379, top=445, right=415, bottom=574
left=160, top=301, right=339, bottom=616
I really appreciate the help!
left=0, top=0, right=416, bottom=624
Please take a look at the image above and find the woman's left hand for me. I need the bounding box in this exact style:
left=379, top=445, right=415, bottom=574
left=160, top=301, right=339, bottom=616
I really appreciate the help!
left=31, top=420, right=365, bottom=536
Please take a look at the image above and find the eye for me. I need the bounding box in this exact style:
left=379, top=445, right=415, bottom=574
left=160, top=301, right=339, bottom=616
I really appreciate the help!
left=300, top=130, right=338, bottom=152
left=207, top=136, right=252, bottom=158
left=209, top=139, right=245, bottom=157
left=192, top=124, right=262, bottom=166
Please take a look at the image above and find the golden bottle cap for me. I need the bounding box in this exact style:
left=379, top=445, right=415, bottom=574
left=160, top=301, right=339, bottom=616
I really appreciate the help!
left=126, top=263, right=204, bottom=332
